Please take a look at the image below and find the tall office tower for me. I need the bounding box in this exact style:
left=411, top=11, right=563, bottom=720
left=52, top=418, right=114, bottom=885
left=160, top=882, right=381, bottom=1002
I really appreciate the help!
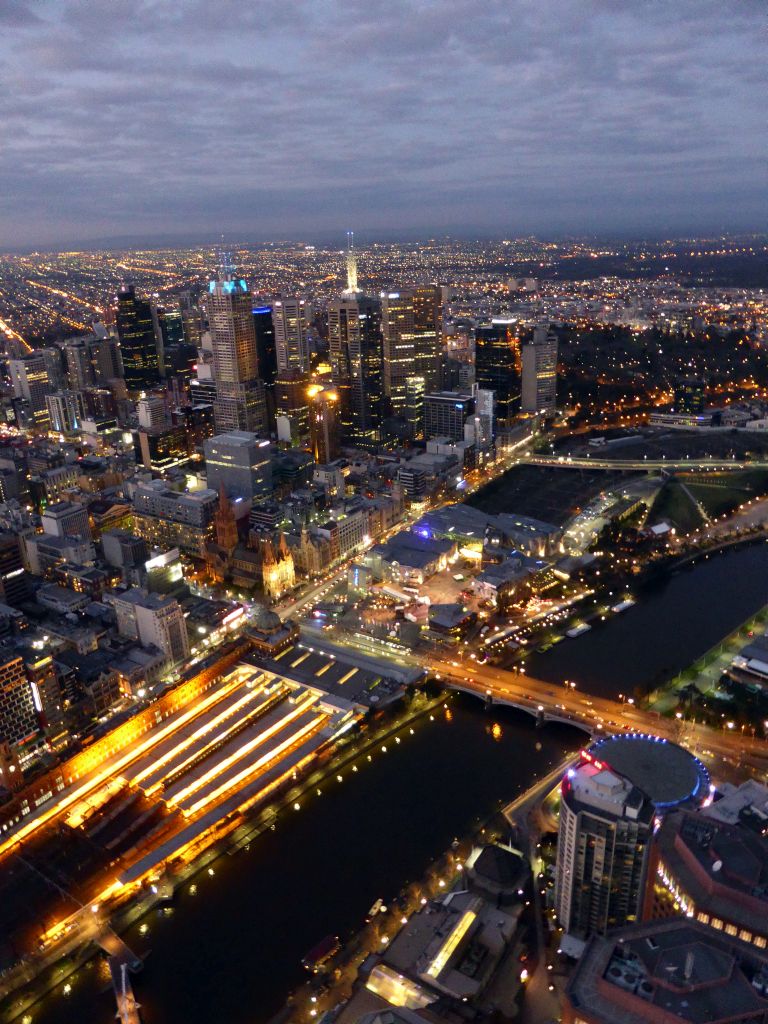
left=474, top=320, right=521, bottom=429
left=253, top=305, right=277, bottom=432
left=253, top=306, right=277, bottom=386
left=272, top=296, right=311, bottom=375
left=308, top=386, right=340, bottom=463
left=179, top=291, right=202, bottom=348
left=464, top=386, right=494, bottom=451
left=204, top=431, right=272, bottom=502
left=343, top=230, right=359, bottom=295
left=46, top=390, right=86, bottom=434
left=39, top=348, right=66, bottom=391
left=521, top=325, right=558, bottom=415
left=424, top=391, right=475, bottom=441
left=116, top=284, right=161, bottom=391
left=163, top=342, right=198, bottom=406
left=64, top=339, right=96, bottom=390
left=208, top=269, right=266, bottom=435
left=274, top=370, right=311, bottom=446
left=328, top=296, right=383, bottom=449
left=157, top=306, right=185, bottom=349
left=89, top=335, right=123, bottom=383
left=381, top=286, right=442, bottom=428
left=9, top=353, right=52, bottom=430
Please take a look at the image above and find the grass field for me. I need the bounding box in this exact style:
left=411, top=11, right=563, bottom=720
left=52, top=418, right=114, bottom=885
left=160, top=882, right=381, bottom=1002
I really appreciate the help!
left=647, top=481, right=704, bottom=534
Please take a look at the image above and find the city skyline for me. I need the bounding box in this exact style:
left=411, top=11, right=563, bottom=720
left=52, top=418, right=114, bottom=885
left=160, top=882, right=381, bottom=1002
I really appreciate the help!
left=0, top=0, right=764, bottom=249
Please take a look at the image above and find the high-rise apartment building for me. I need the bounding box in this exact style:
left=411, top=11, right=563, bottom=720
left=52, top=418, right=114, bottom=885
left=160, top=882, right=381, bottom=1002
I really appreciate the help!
left=46, top=390, right=86, bottom=434
left=474, top=320, right=521, bottom=429
left=556, top=756, right=654, bottom=940
left=131, top=480, right=218, bottom=556
left=204, top=431, right=272, bottom=502
left=112, top=590, right=190, bottom=665
left=9, top=353, right=52, bottom=430
left=381, top=286, right=442, bottom=431
left=273, top=296, right=311, bottom=375
left=328, top=296, right=383, bottom=449
left=0, top=653, right=39, bottom=748
left=521, top=325, right=558, bottom=415
left=555, top=737, right=710, bottom=943
left=208, top=272, right=266, bottom=434
left=116, top=284, right=161, bottom=390
left=64, top=339, right=96, bottom=390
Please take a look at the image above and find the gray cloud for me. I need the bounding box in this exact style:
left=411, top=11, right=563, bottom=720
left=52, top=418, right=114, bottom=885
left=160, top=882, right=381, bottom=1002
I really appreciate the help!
left=0, top=0, right=763, bottom=247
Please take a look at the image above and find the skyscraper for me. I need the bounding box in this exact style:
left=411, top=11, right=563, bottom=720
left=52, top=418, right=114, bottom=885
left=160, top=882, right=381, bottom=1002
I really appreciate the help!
left=308, top=386, right=340, bottom=463
left=116, top=284, right=161, bottom=390
left=555, top=737, right=710, bottom=943
left=9, top=353, right=52, bottom=430
left=272, top=296, right=311, bottom=375
left=381, top=285, right=442, bottom=433
left=204, top=431, right=272, bottom=502
left=208, top=268, right=266, bottom=434
left=328, top=296, right=383, bottom=449
left=521, top=325, right=558, bottom=415
left=474, top=320, right=521, bottom=429
left=253, top=304, right=277, bottom=433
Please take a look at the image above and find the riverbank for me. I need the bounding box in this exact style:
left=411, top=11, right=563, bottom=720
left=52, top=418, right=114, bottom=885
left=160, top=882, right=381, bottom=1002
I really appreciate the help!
left=29, top=697, right=581, bottom=1024
left=524, top=540, right=768, bottom=700
left=0, top=691, right=445, bottom=1024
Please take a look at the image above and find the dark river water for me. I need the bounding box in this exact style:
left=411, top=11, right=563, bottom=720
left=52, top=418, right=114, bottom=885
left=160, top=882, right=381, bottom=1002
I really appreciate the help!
left=525, top=540, right=768, bottom=698
left=29, top=541, right=768, bottom=1024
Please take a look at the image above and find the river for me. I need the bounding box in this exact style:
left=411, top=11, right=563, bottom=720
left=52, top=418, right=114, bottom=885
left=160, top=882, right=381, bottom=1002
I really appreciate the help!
left=27, top=541, right=768, bottom=1024
left=525, top=541, right=768, bottom=698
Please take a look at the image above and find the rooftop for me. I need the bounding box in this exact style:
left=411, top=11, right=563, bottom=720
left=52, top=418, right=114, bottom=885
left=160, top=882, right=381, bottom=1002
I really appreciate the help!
left=567, top=919, right=768, bottom=1024
left=586, top=734, right=710, bottom=809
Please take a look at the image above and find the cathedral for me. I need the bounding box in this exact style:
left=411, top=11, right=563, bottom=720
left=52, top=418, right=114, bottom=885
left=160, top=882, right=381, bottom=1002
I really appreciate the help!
left=205, top=486, right=295, bottom=602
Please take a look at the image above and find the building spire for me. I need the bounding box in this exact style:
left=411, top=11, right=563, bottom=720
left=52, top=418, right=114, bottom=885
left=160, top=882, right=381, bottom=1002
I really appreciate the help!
left=344, top=230, right=358, bottom=294
left=217, top=234, right=236, bottom=281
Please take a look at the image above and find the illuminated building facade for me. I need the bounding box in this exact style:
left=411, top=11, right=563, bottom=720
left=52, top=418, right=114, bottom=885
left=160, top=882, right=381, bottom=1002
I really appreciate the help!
left=208, top=272, right=265, bottom=434
left=382, top=286, right=442, bottom=427
left=556, top=737, right=711, bottom=942
left=521, top=325, right=558, bottom=415
left=116, top=285, right=161, bottom=390
left=308, top=386, right=341, bottom=463
left=474, top=320, right=521, bottom=427
left=274, top=369, right=311, bottom=446
left=132, top=480, right=217, bottom=557
left=204, top=431, right=272, bottom=503
left=644, top=809, right=768, bottom=950
left=272, top=295, right=311, bottom=375
left=9, top=353, right=52, bottom=430
left=0, top=654, right=39, bottom=748
left=46, top=390, right=86, bottom=434
left=328, top=296, right=383, bottom=448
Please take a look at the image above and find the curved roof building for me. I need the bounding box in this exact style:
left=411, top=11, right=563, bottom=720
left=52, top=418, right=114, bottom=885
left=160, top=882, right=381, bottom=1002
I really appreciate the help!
left=585, top=733, right=711, bottom=810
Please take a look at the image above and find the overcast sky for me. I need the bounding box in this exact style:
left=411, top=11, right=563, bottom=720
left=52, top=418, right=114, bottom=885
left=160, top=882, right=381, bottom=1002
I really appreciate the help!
left=0, top=0, right=764, bottom=249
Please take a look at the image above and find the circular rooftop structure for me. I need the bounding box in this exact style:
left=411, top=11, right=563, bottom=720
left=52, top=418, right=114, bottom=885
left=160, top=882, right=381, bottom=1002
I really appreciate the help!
left=585, top=733, right=710, bottom=809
